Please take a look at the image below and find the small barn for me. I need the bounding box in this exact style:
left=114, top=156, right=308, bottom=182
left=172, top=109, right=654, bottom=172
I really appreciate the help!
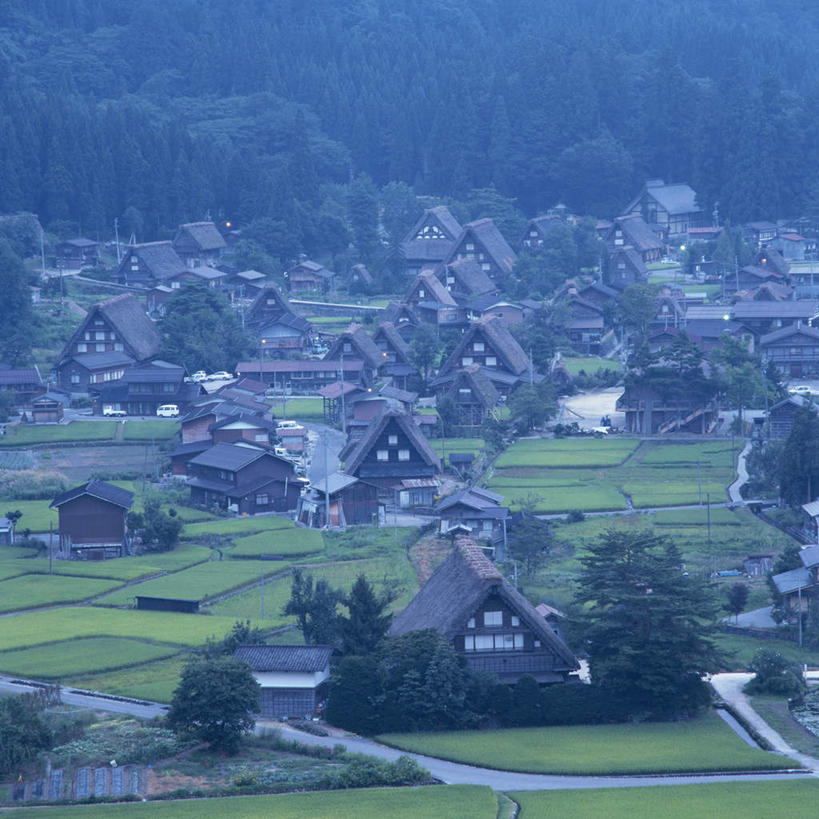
left=50, top=480, right=134, bottom=560
left=233, top=645, right=333, bottom=719
left=296, top=472, right=381, bottom=528
left=0, top=517, right=14, bottom=546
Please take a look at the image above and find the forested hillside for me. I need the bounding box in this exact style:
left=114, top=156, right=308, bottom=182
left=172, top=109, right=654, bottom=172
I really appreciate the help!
left=2, top=0, right=819, bottom=240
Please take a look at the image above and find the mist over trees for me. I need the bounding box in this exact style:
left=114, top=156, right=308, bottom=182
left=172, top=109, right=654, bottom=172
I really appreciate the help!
left=1, top=0, right=819, bottom=245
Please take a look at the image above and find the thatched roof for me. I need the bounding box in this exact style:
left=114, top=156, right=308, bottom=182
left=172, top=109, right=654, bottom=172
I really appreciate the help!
left=324, top=323, right=384, bottom=370
left=443, top=258, right=496, bottom=297
left=173, top=222, right=227, bottom=253
left=389, top=536, right=578, bottom=670
left=406, top=269, right=457, bottom=307
left=344, top=408, right=441, bottom=475
left=447, top=219, right=517, bottom=275
left=124, top=242, right=187, bottom=281
left=401, top=205, right=462, bottom=263
left=373, top=321, right=412, bottom=363
left=449, top=364, right=499, bottom=408
left=440, top=316, right=529, bottom=377
left=609, top=214, right=663, bottom=255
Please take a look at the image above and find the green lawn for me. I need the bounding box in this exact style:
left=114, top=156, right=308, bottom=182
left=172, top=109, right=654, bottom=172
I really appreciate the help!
left=276, top=396, right=325, bottom=420
left=486, top=440, right=737, bottom=514
left=7, top=785, right=497, bottom=818
left=95, top=558, right=289, bottom=607
left=0, top=636, right=180, bottom=678
left=69, top=655, right=187, bottom=703
left=511, top=781, right=819, bottom=818
left=379, top=712, right=785, bottom=775
left=715, top=633, right=819, bottom=669
left=0, top=573, right=123, bottom=612
left=210, top=554, right=419, bottom=624
left=0, top=607, right=264, bottom=652
left=561, top=356, right=621, bottom=376
left=182, top=516, right=295, bottom=538
left=432, top=437, right=485, bottom=457
left=0, top=498, right=58, bottom=531
left=230, top=527, right=324, bottom=558
left=0, top=421, right=118, bottom=447
left=122, top=420, right=180, bottom=440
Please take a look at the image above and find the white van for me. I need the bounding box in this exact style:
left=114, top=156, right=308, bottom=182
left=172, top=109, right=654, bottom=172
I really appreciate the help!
left=276, top=420, right=300, bottom=430
left=156, top=404, right=180, bottom=418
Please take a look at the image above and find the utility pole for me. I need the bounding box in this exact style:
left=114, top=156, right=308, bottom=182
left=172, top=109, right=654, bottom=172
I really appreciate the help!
left=339, top=348, right=347, bottom=435
left=697, top=459, right=702, bottom=505
left=529, top=348, right=534, bottom=386
left=49, top=521, right=53, bottom=574
left=439, top=412, right=446, bottom=470
left=114, top=217, right=122, bottom=264
left=40, top=228, right=46, bottom=280
left=260, top=568, right=265, bottom=618
left=322, top=431, right=330, bottom=528
left=707, top=492, right=714, bottom=576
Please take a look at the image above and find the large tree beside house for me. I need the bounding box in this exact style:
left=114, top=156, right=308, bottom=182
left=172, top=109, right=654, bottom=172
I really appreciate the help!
left=576, top=529, right=721, bottom=718
left=779, top=406, right=819, bottom=507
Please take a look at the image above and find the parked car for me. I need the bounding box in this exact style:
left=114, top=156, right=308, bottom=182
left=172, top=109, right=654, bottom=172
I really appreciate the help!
left=190, top=370, right=207, bottom=383
left=276, top=420, right=301, bottom=430
left=102, top=407, right=126, bottom=417
left=206, top=370, right=234, bottom=381
left=156, top=404, right=180, bottom=417
left=789, top=385, right=812, bottom=395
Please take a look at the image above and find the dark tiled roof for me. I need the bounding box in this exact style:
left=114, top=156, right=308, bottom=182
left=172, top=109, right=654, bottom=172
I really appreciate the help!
left=127, top=242, right=187, bottom=282
left=189, top=442, right=267, bottom=471
left=0, top=368, right=40, bottom=385
left=324, top=324, right=384, bottom=369
left=290, top=260, right=335, bottom=279
left=443, top=258, right=496, bottom=297
left=237, top=359, right=364, bottom=373
left=71, top=352, right=136, bottom=371
left=122, top=360, right=184, bottom=383
left=389, top=536, right=578, bottom=669
left=760, top=324, right=819, bottom=345
left=344, top=409, right=441, bottom=475
left=435, top=486, right=505, bottom=513
left=733, top=301, right=818, bottom=319
left=639, top=181, right=702, bottom=216
left=233, top=644, right=332, bottom=673
left=51, top=479, right=134, bottom=510
left=174, top=222, right=227, bottom=252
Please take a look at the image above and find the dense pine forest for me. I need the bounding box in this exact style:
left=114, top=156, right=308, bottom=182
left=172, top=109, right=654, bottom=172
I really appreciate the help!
left=2, top=0, right=819, bottom=245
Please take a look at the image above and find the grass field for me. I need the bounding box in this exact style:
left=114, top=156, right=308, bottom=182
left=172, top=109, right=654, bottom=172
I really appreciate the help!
left=431, top=437, right=485, bottom=458
left=0, top=607, right=264, bottom=652
left=561, top=356, right=621, bottom=376
left=210, top=554, right=419, bottom=624
left=1, top=498, right=58, bottom=531
left=230, top=527, right=324, bottom=558
left=0, top=636, right=180, bottom=678
left=7, top=785, right=498, bottom=818
left=0, top=421, right=118, bottom=447
left=122, top=420, right=180, bottom=440
left=182, top=515, right=295, bottom=538
left=487, top=439, right=736, bottom=513
left=378, top=712, right=785, bottom=775
left=276, top=396, right=325, bottom=420
left=511, top=781, right=819, bottom=818
left=0, top=573, right=123, bottom=612
left=96, top=559, right=289, bottom=607
left=69, top=655, right=187, bottom=703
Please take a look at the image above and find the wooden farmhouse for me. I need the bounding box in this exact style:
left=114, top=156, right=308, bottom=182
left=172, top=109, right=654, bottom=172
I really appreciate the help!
left=342, top=409, right=441, bottom=504
left=607, top=214, right=663, bottom=263
left=186, top=442, right=305, bottom=514
left=404, top=270, right=462, bottom=326
left=324, top=324, right=385, bottom=382
left=435, top=316, right=534, bottom=398
left=607, top=246, right=649, bottom=291
left=237, top=359, right=366, bottom=391
left=443, top=218, right=517, bottom=285
left=233, top=645, right=332, bottom=719
left=439, top=364, right=499, bottom=430
left=400, top=205, right=463, bottom=276
left=435, top=488, right=509, bottom=550
left=0, top=366, right=43, bottom=408
left=623, top=179, right=706, bottom=239
left=245, top=284, right=312, bottom=355
left=381, top=301, right=420, bottom=342
left=730, top=300, right=818, bottom=337
left=55, top=293, right=161, bottom=394
left=55, top=237, right=99, bottom=268
left=116, top=241, right=188, bottom=288
left=390, top=536, right=579, bottom=684
left=372, top=321, right=417, bottom=389
left=520, top=215, right=562, bottom=250
left=295, top=472, right=381, bottom=528
left=767, top=394, right=818, bottom=440
left=760, top=325, right=819, bottom=377
left=51, top=480, right=134, bottom=560
left=286, top=259, right=336, bottom=294
left=171, top=221, right=226, bottom=267
left=437, top=258, right=498, bottom=306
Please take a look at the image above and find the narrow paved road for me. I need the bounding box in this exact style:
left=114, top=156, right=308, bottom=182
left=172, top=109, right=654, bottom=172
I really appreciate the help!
left=727, top=440, right=752, bottom=503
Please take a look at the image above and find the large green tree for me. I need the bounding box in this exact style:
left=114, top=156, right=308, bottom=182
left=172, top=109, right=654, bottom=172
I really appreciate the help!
left=283, top=568, right=342, bottom=646
left=338, top=573, right=397, bottom=657
left=167, top=656, right=260, bottom=754
left=158, top=282, right=251, bottom=373
left=0, top=238, right=35, bottom=366
left=779, top=406, right=819, bottom=506
left=576, top=529, right=721, bottom=718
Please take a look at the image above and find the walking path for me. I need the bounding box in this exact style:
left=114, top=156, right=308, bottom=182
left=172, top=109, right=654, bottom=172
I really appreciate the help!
left=711, top=672, right=819, bottom=773
left=727, top=440, right=752, bottom=503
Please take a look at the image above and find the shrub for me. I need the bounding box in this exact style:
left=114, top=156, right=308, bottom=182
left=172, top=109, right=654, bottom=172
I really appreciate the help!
left=744, top=650, right=806, bottom=698
left=566, top=509, right=585, bottom=523
left=0, top=469, right=68, bottom=499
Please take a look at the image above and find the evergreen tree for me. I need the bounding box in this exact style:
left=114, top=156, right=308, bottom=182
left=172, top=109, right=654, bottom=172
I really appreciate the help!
left=338, top=574, right=397, bottom=657
left=779, top=406, right=819, bottom=506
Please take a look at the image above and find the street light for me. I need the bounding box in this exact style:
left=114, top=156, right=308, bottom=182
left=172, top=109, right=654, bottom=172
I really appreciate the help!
left=259, top=338, right=267, bottom=384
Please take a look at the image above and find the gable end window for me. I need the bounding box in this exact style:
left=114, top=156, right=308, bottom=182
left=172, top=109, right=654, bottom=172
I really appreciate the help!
left=376, top=449, right=389, bottom=461
left=484, top=610, right=503, bottom=627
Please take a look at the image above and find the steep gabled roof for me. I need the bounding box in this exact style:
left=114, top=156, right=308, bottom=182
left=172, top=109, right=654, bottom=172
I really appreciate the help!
left=389, top=536, right=578, bottom=669
left=435, top=486, right=505, bottom=513
left=373, top=321, right=412, bottom=363
left=382, top=301, right=420, bottom=327
left=289, top=259, right=335, bottom=279
left=449, top=364, right=499, bottom=408
left=406, top=269, right=457, bottom=307
left=442, top=258, right=496, bottom=297
left=246, top=284, right=297, bottom=325
left=51, top=479, right=134, bottom=510
left=610, top=214, right=664, bottom=254
left=449, top=219, right=517, bottom=275
left=441, top=316, right=529, bottom=377
left=401, top=205, right=463, bottom=263
left=233, top=645, right=332, bottom=672
left=344, top=409, right=441, bottom=475
left=351, top=263, right=374, bottom=285
left=123, top=242, right=187, bottom=282
left=324, top=324, right=384, bottom=370
left=629, top=180, right=702, bottom=216
left=173, top=222, right=227, bottom=253
left=760, top=324, right=819, bottom=346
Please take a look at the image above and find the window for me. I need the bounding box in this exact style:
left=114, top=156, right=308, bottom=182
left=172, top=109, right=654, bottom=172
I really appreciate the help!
left=459, top=388, right=472, bottom=396
left=484, top=610, right=503, bottom=627
left=534, top=640, right=541, bottom=648
left=84, top=331, right=92, bottom=341
left=464, top=635, right=475, bottom=650
left=376, top=449, right=389, bottom=461
left=473, top=341, right=485, bottom=352
left=95, top=331, right=105, bottom=340
left=70, top=374, right=80, bottom=384
left=114, top=342, right=124, bottom=351
left=511, top=615, right=520, bottom=627
left=481, top=263, right=491, bottom=272
left=171, top=281, right=180, bottom=289
left=478, top=252, right=485, bottom=261
left=77, top=343, right=87, bottom=353
left=467, top=617, right=475, bottom=629
left=461, top=356, right=473, bottom=366
left=398, top=449, right=410, bottom=461
left=485, top=356, right=497, bottom=367
left=388, top=434, right=398, bottom=446
left=343, top=342, right=352, bottom=353
left=465, top=242, right=475, bottom=251
left=418, top=288, right=425, bottom=298
left=255, top=493, right=269, bottom=505
left=530, top=230, right=538, bottom=237
left=446, top=275, right=454, bottom=284
left=482, top=520, right=493, bottom=532
left=95, top=343, right=105, bottom=352
left=475, top=635, right=494, bottom=650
